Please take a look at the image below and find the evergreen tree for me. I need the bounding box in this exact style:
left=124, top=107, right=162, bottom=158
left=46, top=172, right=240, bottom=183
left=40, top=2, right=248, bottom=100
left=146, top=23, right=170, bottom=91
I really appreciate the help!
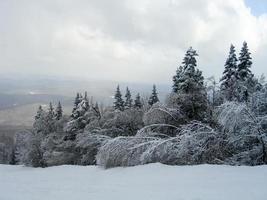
left=93, top=102, right=101, bottom=119
left=35, top=105, right=43, bottom=120
left=134, top=93, right=142, bottom=109
left=236, top=42, right=260, bottom=102
left=124, top=87, right=133, bottom=109
left=47, top=102, right=55, bottom=133
left=172, top=47, right=207, bottom=120
left=172, top=66, right=183, bottom=93
left=74, top=93, right=81, bottom=107
left=83, top=91, right=90, bottom=112
left=220, top=44, right=238, bottom=101
left=178, top=47, right=204, bottom=93
left=71, top=93, right=82, bottom=119
left=47, top=102, right=54, bottom=120
left=237, top=41, right=252, bottom=81
left=148, top=84, right=159, bottom=106
left=114, top=85, right=124, bottom=111
left=55, top=101, right=63, bottom=120
left=33, top=106, right=49, bottom=135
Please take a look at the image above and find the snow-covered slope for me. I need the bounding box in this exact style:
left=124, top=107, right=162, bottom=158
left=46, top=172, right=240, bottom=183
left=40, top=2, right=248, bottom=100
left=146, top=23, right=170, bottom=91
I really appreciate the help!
left=1, top=163, right=267, bottom=200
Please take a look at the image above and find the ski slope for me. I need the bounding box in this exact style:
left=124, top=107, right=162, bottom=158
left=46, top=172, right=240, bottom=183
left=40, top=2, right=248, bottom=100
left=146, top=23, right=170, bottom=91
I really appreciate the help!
left=1, top=163, right=267, bottom=200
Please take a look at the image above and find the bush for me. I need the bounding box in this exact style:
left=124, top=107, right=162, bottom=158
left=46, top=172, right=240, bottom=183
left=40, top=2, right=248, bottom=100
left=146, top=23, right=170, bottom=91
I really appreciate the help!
left=97, top=121, right=224, bottom=168
left=143, top=102, right=184, bottom=136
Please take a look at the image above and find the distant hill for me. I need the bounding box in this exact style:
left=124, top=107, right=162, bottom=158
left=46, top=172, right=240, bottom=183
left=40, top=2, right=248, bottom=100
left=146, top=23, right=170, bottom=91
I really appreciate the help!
left=0, top=75, right=171, bottom=127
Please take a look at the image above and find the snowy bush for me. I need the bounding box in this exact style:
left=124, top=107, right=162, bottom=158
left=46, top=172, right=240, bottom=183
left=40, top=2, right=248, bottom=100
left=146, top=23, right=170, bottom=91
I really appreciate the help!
left=143, top=102, right=184, bottom=136
left=40, top=131, right=110, bottom=166
left=75, top=132, right=110, bottom=165
left=14, top=130, right=34, bottom=164
left=97, top=121, right=224, bottom=168
left=249, top=85, right=267, bottom=116
left=216, top=102, right=262, bottom=135
left=215, top=101, right=267, bottom=165
left=0, top=143, right=10, bottom=164
left=0, top=134, right=14, bottom=164
left=101, top=109, right=144, bottom=136
left=140, top=121, right=224, bottom=165
left=96, top=136, right=156, bottom=168
left=24, top=133, right=46, bottom=167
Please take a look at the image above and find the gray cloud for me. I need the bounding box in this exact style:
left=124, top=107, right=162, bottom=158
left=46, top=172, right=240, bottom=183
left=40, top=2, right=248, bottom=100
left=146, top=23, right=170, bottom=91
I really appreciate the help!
left=0, top=0, right=266, bottom=84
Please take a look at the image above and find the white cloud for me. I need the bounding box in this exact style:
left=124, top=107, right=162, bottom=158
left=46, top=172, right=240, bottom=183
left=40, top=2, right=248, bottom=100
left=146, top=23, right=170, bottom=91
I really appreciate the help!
left=0, top=0, right=266, bottom=83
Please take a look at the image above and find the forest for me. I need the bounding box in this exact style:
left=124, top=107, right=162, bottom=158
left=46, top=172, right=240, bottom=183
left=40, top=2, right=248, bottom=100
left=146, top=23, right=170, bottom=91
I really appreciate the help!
left=1, top=41, right=266, bottom=168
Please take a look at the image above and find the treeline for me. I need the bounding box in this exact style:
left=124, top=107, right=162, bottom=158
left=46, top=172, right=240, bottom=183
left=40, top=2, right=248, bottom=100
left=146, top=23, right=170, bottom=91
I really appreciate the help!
left=1, top=41, right=267, bottom=168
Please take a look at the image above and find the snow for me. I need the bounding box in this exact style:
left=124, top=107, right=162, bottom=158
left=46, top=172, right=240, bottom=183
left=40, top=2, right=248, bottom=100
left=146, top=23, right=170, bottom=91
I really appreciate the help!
left=1, top=163, right=267, bottom=200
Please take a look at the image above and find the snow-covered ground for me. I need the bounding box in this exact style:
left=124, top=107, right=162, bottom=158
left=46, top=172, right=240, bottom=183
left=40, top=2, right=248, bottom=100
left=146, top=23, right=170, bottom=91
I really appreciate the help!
left=1, top=163, right=267, bottom=200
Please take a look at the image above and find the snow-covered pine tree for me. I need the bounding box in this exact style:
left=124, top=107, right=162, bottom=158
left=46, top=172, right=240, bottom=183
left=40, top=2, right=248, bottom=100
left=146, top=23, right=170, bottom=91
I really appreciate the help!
left=35, top=105, right=43, bottom=120
left=172, top=66, right=183, bottom=93
left=114, top=85, right=124, bottom=111
left=220, top=44, right=238, bottom=101
left=33, top=106, right=49, bottom=135
left=93, top=102, right=101, bottom=119
left=124, top=87, right=133, bottom=109
left=65, top=92, right=92, bottom=136
left=47, top=102, right=55, bottom=120
left=55, top=101, right=63, bottom=120
left=46, top=102, right=55, bottom=133
left=237, top=41, right=252, bottom=82
left=236, top=42, right=261, bottom=102
left=172, top=47, right=207, bottom=121
left=179, top=47, right=204, bottom=93
left=71, top=93, right=81, bottom=119
left=84, top=91, right=90, bottom=112
left=148, top=84, right=159, bottom=106
left=134, top=93, right=142, bottom=109
left=74, top=92, right=91, bottom=122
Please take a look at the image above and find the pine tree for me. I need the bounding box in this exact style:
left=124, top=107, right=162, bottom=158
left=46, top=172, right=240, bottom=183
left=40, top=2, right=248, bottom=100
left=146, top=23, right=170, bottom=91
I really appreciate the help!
left=47, top=102, right=55, bottom=132
left=148, top=84, right=159, bottom=106
left=179, top=47, right=204, bottom=93
left=134, top=93, right=142, bottom=109
left=124, top=87, right=133, bottom=109
left=55, top=101, right=63, bottom=120
left=74, top=93, right=81, bottom=107
left=220, top=44, right=238, bottom=101
left=35, top=105, right=43, bottom=120
left=71, top=93, right=82, bottom=119
left=236, top=42, right=260, bottom=102
left=93, top=102, right=101, bottom=118
left=47, top=102, right=54, bottom=120
left=114, top=85, right=124, bottom=111
left=33, top=105, right=49, bottom=135
left=237, top=41, right=252, bottom=81
left=172, top=66, right=183, bottom=93
left=171, top=47, right=207, bottom=120
left=83, top=91, right=90, bottom=112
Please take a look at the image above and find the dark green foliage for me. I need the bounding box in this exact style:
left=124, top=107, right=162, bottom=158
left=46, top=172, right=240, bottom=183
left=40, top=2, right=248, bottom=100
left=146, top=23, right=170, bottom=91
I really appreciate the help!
left=114, top=85, right=124, bottom=111
left=235, top=42, right=262, bottom=102
left=55, top=101, right=63, bottom=120
left=134, top=93, right=143, bottom=109
left=92, top=102, right=101, bottom=119
left=172, top=66, right=183, bottom=93
left=124, top=87, right=133, bottom=109
left=237, top=41, right=252, bottom=81
left=172, top=47, right=207, bottom=121
left=148, top=85, right=159, bottom=106
left=220, top=44, right=238, bottom=101
left=84, top=91, right=90, bottom=112
left=35, top=105, right=43, bottom=120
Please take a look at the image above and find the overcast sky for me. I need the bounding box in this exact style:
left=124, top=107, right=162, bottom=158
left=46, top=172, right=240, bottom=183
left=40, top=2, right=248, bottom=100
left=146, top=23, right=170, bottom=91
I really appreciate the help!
left=0, top=0, right=266, bottom=84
